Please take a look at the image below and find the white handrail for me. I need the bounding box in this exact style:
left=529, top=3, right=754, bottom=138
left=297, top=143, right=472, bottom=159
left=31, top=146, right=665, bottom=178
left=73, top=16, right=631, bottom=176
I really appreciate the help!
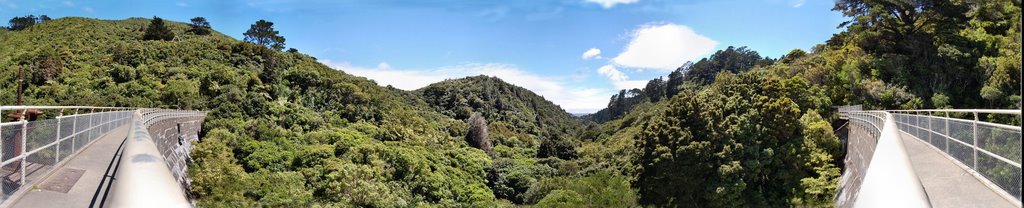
left=112, top=109, right=205, bottom=208
left=0, top=106, right=131, bottom=111
left=849, top=111, right=931, bottom=207
left=0, top=106, right=134, bottom=207
left=889, top=110, right=1022, bottom=205
left=840, top=106, right=1023, bottom=207
left=887, top=109, right=1021, bottom=115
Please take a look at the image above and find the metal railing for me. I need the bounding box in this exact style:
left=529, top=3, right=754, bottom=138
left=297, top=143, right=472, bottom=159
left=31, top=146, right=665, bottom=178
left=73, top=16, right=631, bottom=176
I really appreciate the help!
left=890, top=109, right=1021, bottom=204
left=0, top=106, right=132, bottom=205
left=113, top=109, right=205, bottom=207
left=838, top=109, right=930, bottom=207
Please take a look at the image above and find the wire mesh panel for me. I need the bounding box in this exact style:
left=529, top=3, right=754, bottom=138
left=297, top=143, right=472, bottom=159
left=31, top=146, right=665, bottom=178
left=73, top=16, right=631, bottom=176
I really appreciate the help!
left=24, top=120, right=56, bottom=153
left=0, top=123, right=21, bottom=164
left=57, top=135, right=73, bottom=162
left=891, top=111, right=1022, bottom=202
left=1, top=122, right=24, bottom=201
left=0, top=107, right=133, bottom=205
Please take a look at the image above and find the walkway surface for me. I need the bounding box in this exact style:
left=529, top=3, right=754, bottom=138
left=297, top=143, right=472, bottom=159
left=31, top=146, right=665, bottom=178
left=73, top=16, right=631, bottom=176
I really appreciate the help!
left=10, top=124, right=129, bottom=208
left=900, top=132, right=1018, bottom=208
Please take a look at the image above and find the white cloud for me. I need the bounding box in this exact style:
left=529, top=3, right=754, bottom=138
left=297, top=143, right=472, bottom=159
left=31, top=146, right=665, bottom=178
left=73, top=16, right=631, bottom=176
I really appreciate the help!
left=320, top=60, right=612, bottom=113
left=377, top=62, right=391, bottom=70
left=82, top=6, right=93, bottom=13
left=176, top=2, right=189, bottom=7
left=611, top=23, right=717, bottom=71
left=584, top=0, right=639, bottom=9
left=611, top=80, right=648, bottom=90
left=597, top=65, right=627, bottom=81
left=791, top=0, right=805, bottom=8
left=596, top=64, right=648, bottom=90
left=581, top=48, right=602, bottom=60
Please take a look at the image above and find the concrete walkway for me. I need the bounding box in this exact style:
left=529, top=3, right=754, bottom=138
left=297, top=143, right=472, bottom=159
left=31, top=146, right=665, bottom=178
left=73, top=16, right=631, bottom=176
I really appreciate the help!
left=900, top=132, right=1019, bottom=208
left=10, top=124, right=129, bottom=208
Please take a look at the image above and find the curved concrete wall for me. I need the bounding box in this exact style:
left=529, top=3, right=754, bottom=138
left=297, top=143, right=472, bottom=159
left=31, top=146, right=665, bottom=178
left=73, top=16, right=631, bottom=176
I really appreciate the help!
left=838, top=111, right=930, bottom=208
left=112, top=110, right=205, bottom=208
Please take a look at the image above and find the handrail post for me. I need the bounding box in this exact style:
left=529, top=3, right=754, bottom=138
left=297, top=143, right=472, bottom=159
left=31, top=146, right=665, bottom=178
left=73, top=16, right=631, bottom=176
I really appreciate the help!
left=1, top=108, right=4, bottom=162
left=944, top=112, right=949, bottom=153
left=20, top=106, right=28, bottom=186
left=922, top=111, right=928, bottom=144
left=71, top=108, right=78, bottom=153
left=55, top=109, right=63, bottom=164
left=89, top=108, right=95, bottom=143
left=972, top=112, right=979, bottom=170
left=921, top=111, right=929, bottom=143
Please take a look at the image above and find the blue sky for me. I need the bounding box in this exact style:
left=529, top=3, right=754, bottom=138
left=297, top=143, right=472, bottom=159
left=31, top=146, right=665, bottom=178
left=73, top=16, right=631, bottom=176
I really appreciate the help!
left=1, top=0, right=847, bottom=113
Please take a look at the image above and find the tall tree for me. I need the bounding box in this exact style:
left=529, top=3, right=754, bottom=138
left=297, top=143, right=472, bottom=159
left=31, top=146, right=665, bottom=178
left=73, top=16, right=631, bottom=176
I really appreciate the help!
left=189, top=17, right=211, bottom=35
left=833, top=0, right=979, bottom=107
left=643, top=77, right=666, bottom=102
left=683, top=46, right=765, bottom=85
left=143, top=17, right=175, bottom=41
left=666, top=63, right=688, bottom=99
left=466, top=112, right=493, bottom=155
left=243, top=20, right=286, bottom=50
left=8, top=15, right=38, bottom=31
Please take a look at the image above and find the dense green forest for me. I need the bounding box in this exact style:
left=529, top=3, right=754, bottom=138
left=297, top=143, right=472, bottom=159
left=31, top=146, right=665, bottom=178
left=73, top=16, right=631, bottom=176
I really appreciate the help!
left=1, top=0, right=1019, bottom=207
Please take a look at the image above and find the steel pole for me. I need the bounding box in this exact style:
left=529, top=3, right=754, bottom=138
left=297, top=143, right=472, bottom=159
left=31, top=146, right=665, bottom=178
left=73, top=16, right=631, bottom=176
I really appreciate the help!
left=20, top=107, right=28, bottom=186
left=71, top=108, right=78, bottom=154
left=972, top=112, right=979, bottom=170
left=55, top=109, right=62, bottom=164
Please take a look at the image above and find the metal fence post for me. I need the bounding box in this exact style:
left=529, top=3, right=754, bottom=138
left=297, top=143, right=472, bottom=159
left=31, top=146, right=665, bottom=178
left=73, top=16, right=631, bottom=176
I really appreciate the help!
left=935, top=112, right=945, bottom=153
left=71, top=108, right=78, bottom=154
left=20, top=107, right=28, bottom=186
left=1, top=109, right=4, bottom=161
left=944, top=112, right=949, bottom=154
left=925, top=111, right=933, bottom=143
left=89, top=109, right=95, bottom=143
left=55, top=109, right=63, bottom=164
left=972, top=112, right=979, bottom=170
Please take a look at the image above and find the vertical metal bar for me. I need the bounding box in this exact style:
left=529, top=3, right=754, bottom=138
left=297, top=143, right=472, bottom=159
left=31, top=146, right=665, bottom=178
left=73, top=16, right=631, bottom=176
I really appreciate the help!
left=972, top=112, right=979, bottom=169
left=55, top=109, right=62, bottom=164
left=922, top=112, right=928, bottom=144
left=937, top=112, right=946, bottom=152
left=921, top=112, right=929, bottom=143
left=942, top=112, right=950, bottom=154
left=89, top=108, right=95, bottom=142
left=1, top=109, right=4, bottom=162
left=71, top=108, right=78, bottom=153
left=20, top=107, right=28, bottom=186
left=943, top=112, right=949, bottom=154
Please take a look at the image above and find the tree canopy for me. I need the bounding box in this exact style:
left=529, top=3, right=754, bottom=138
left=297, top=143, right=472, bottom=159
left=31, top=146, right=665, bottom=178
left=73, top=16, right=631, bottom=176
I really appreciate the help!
left=142, top=17, right=175, bottom=41
left=243, top=19, right=285, bottom=50
left=188, top=17, right=211, bottom=35
left=7, top=15, right=50, bottom=31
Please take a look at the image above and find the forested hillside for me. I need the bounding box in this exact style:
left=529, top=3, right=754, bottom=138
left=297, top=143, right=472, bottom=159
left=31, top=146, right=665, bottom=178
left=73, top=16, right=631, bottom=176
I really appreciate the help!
left=0, top=17, right=585, bottom=206
left=578, top=0, right=1020, bottom=207
left=0, top=16, right=632, bottom=207
left=418, top=76, right=581, bottom=159
left=1, top=0, right=1019, bottom=207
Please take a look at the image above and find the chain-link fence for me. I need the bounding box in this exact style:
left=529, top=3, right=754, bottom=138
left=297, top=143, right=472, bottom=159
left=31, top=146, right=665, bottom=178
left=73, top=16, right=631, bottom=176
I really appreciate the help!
left=892, top=110, right=1022, bottom=202
left=0, top=106, right=132, bottom=205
